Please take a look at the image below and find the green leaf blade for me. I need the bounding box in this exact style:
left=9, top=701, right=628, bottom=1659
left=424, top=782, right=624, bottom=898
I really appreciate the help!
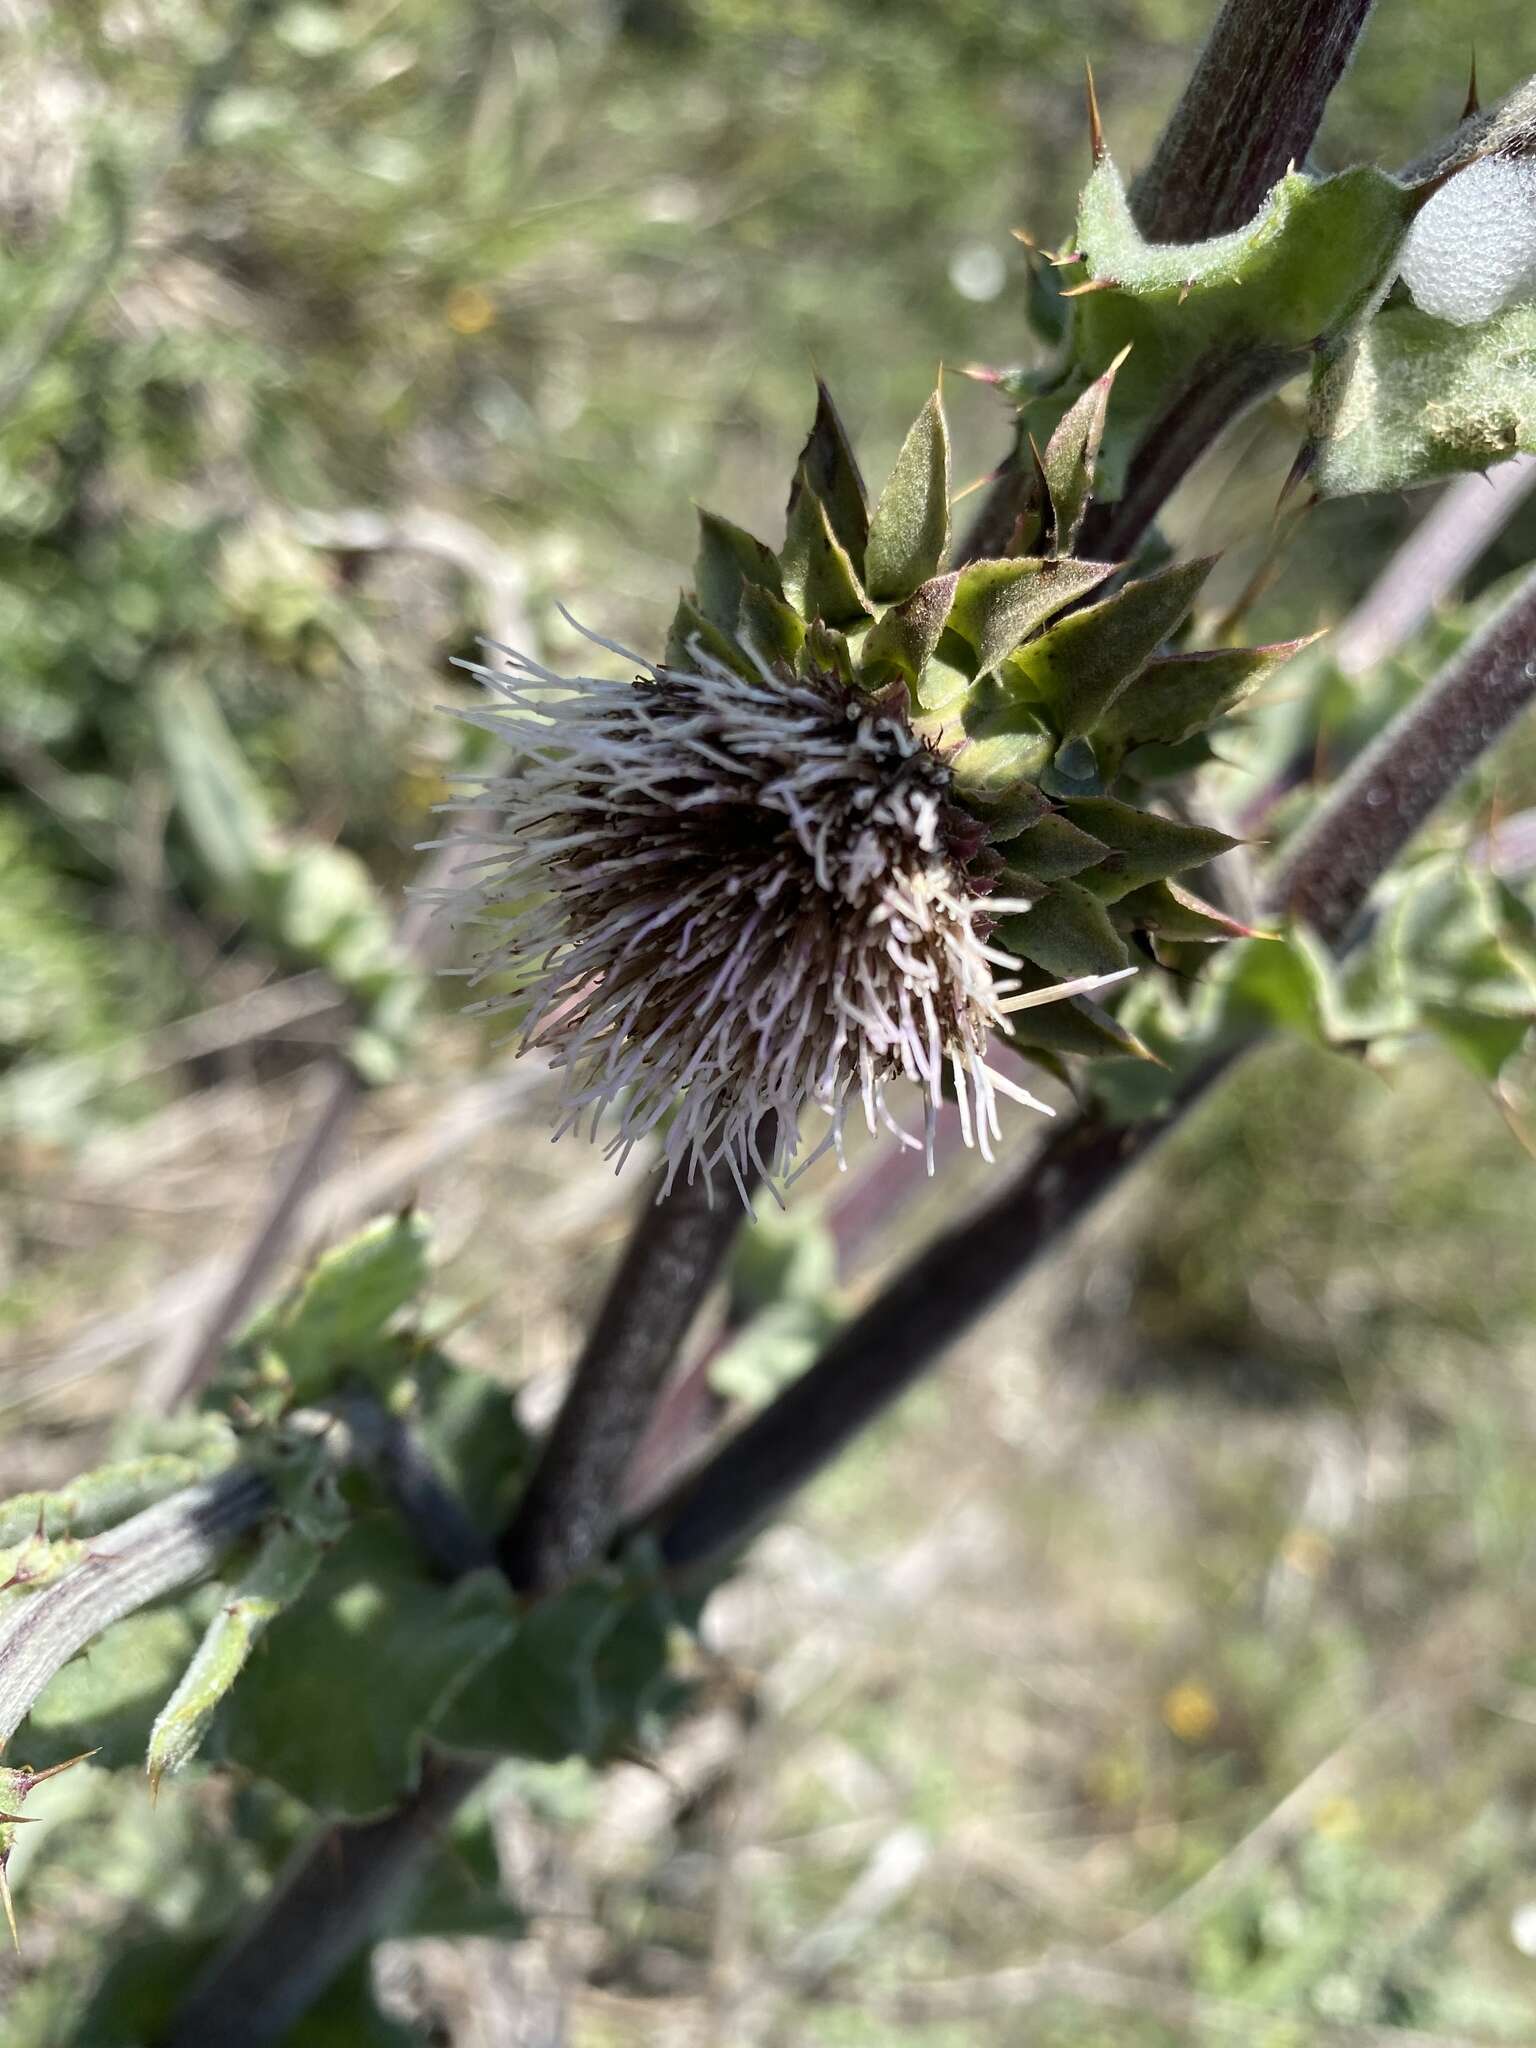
left=864, top=385, right=951, bottom=603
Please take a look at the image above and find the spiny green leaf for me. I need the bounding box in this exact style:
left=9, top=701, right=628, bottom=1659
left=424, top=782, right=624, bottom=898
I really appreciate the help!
left=666, top=593, right=761, bottom=679
left=239, top=1212, right=431, bottom=1401
left=0, top=1427, right=237, bottom=1549
left=1112, top=879, right=1266, bottom=943
left=1000, top=811, right=1111, bottom=884
left=781, top=483, right=873, bottom=627
left=1040, top=346, right=1129, bottom=552
left=0, top=1530, right=86, bottom=1603
left=859, top=572, right=957, bottom=683
left=1020, top=233, right=1071, bottom=350
left=147, top=1521, right=330, bottom=1790
left=788, top=379, right=870, bottom=570
left=693, top=510, right=783, bottom=633
left=1076, top=159, right=1409, bottom=328
left=1095, top=639, right=1309, bottom=751
left=946, top=555, right=1114, bottom=678
left=1307, top=299, right=1536, bottom=498
left=999, top=961, right=1153, bottom=1060
left=1008, top=557, right=1214, bottom=740
left=864, top=384, right=951, bottom=603
left=23, top=1600, right=219, bottom=1771
left=1060, top=796, right=1241, bottom=901
left=1064, top=159, right=1413, bottom=491
left=1000, top=881, right=1131, bottom=980
left=218, top=1516, right=516, bottom=1817
left=739, top=582, right=806, bottom=668
left=945, top=731, right=1055, bottom=833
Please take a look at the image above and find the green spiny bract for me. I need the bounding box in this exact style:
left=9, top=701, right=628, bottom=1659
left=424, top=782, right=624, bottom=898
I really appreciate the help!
left=672, top=369, right=1294, bottom=1074
left=1008, top=76, right=1536, bottom=504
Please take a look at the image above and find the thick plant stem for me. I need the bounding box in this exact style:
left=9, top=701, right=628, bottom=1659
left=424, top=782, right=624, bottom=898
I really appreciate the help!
left=965, top=0, right=1378, bottom=568
left=1327, top=457, right=1536, bottom=683
left=0, top=1470, right=273, bottom=1750
left=1130, top=0, right=1377, bottom=242
left=162, top=1752, right=487, bottom=2048
left=1273, top=562, right=1536, bottom=940
left=645, top=1065, right=1232, bottom=1572
left=498, top=1168, right=755, bottom=1591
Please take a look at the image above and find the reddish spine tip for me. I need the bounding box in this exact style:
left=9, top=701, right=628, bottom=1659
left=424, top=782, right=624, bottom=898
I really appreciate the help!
left=1084, top=60, right=1106, bottom=166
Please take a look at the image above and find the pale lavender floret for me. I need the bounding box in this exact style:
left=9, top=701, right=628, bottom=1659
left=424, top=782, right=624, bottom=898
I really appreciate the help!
left=436, top=630, right=1130, bottom=1203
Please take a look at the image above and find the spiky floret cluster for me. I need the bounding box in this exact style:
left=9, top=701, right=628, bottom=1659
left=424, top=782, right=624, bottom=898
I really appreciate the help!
left=440, top=369, right=1299, bottom=1198
left=447, top=631, right=1087, bottom=1202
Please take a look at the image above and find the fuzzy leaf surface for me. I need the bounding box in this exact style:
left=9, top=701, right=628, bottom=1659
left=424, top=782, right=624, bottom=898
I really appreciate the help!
left=217, top=1515, right=516, bottom=1818
left=788, top=379, right=870, bottom=569
left=864, top=386, right=950, bottom=602
left=1062, top=159, right=1412, bottom=490
left=781, top=484, right=873, bottom=626
left=946, top=556, right=1114, bottom=678
left=694, top=510, right=783, bottom=632
left=1060, top=797, right=1240, bottom=900
left=1096, top=641, right=1305, bottom=752
left=239, top=1212, right=432, bottom=1400
left=1006, top=558, right=1213, bottom=740
left=1000, top=881, right=1131, bottom=980
left=1308, top=300, right=1536, bottom=497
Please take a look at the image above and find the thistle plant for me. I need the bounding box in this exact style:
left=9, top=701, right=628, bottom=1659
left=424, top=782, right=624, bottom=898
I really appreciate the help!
left=4, top=7, right=1536, bottom=2046
left=447, top=366, right=1292, bottom=1198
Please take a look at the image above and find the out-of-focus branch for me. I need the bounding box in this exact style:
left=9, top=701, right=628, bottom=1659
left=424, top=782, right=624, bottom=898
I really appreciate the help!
left=1272, top=562, right=1536, bottom=938
left=1328, top=456, right=1536, bottom=681
left=7, top=1068, right=540, bottom=1421
left=1239, top=457, right=1536, bottom=833
left=162, top=1751, right=487, bottom=2048
left=142, top=1062, right=366, bottom=1414
left=1130, top=0, right=1377, bottom=242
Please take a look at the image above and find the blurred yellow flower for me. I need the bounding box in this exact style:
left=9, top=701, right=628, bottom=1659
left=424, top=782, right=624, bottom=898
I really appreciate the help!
left=446, top=286, right=494, bottom=336
left=1162, top=1680, right=1218, bottom=1743
left=1314, top=1796, right=1361, bottom=1838
left=1281, top=1527, right=1334, bottom=1578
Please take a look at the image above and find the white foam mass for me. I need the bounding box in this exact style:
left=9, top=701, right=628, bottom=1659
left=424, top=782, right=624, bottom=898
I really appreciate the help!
left=1399, top=155, right=1536, bottom=327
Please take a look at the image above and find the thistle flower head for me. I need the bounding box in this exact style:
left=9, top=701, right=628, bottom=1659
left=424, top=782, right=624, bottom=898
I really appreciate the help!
left=446, top=630, right=1086, bottom=1202
left=435, top=372, right=1288, bottom=1201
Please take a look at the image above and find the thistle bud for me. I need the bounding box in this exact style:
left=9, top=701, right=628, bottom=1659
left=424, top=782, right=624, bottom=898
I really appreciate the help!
left=446, top=633, right=1076, bottom=1202
left=438, top=376, right=1286, bottom=1201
